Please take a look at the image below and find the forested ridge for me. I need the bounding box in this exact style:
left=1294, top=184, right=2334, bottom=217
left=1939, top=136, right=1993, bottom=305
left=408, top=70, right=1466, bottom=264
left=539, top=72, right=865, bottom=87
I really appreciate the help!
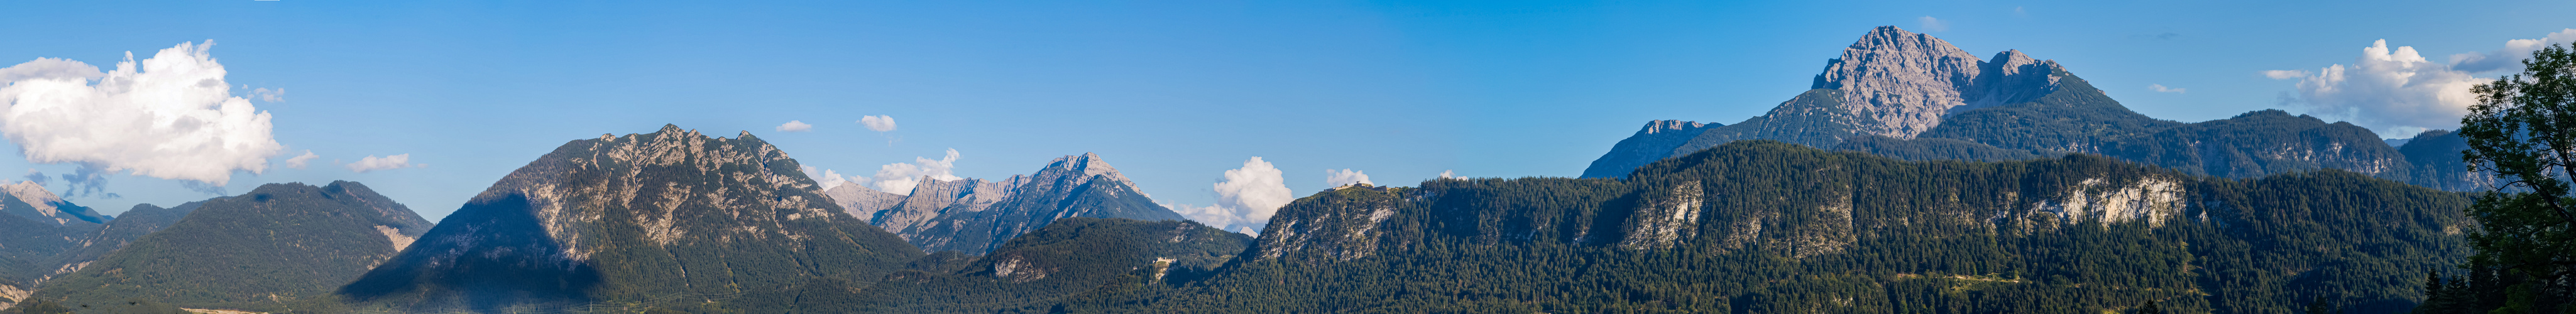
left=1057, top=141, right=2473, bottom=313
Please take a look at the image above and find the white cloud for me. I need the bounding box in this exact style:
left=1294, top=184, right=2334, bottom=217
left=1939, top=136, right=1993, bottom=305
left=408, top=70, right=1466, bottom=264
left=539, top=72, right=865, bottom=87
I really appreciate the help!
left=2262, top=70, right=2310, bottom=79
left=2271, top=39, right=2489, bottom=135
left=283, top=150, right=318, bottom=169
left=859, top=115, right=897, bottom=132
left=867, top=148, right=960, bottom=195
left=0, top=40, right=283, bottom=185
left=800, top=165, right=856, bottom=190
left=346, top=154, right=414, bottom=173
left=249, top=87, right=284, bottom=102
left=2148, top=84, right=2186, bottom=94
left=1173, top=157, right=1294, bottom=234
left=1438, top=170, right=1455, bottom=179
left=1917, top=16, right=1949, bottom=32
left=2449, top=28, right=2576, bottom=73
left=776, top=120, right=813, bottom=132
left=1325, top=168, right=1373, bottom=187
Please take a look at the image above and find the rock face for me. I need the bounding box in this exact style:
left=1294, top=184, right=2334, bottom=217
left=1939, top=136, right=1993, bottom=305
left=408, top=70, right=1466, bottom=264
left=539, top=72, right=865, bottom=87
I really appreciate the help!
left=821, top=183, right=907, bottom=222
left=32, top=181, right=430, bottom=311
left=1580, top=120, right=1719, bottom=178
left=1583, top=26, right=2494, bottom=191
left=1667, top=26, right=2068, bottom=154
left=867, top=153, right=1188, bottom=254
left=339, top=125, right=922, bottom=313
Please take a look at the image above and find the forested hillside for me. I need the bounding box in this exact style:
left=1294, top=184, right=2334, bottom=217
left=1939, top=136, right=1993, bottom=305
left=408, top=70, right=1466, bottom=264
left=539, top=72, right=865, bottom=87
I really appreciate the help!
left=31, top=181, right=430, bottom=313
left=1066, top=141, right=2470, bottom=313
left=861, top=217, right=1249, bottom=313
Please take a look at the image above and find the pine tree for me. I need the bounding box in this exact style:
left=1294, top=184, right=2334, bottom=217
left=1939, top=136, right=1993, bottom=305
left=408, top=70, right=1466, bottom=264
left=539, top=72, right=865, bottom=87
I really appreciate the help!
left=2447, top=42, right=2576, bottom=313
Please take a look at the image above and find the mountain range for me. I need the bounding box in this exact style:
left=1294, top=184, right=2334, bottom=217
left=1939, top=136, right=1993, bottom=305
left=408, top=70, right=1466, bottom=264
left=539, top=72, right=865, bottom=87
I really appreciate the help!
left=831, top=153, right=1188, bottom=254
left=0, top=26, right=2502, bottom=313
left=1585, top=26, right=2489, bottom=193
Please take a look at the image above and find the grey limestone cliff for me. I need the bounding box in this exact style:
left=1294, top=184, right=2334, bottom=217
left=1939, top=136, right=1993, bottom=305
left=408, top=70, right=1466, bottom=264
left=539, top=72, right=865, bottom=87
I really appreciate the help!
left=869, top=153, right=1187, bottom=254
left=339, top=125, right=921, bottom=313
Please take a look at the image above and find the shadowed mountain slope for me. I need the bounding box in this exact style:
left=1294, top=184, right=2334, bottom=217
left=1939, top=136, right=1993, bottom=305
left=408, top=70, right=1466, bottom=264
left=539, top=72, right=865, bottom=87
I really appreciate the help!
left=338, top=125, right=922, bottom=313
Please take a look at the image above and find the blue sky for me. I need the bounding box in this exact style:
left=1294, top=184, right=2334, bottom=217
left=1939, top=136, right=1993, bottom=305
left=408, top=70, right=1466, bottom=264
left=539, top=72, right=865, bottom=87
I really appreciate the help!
left=3, top=0, right=2572, bottom=222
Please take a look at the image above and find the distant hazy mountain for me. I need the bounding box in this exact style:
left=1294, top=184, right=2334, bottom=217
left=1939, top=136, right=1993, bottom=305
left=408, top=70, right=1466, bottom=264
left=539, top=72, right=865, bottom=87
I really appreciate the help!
left=822, top=183, right=906, bottom=222
left=1584, top=26, right=2487, bottom=191
left=863, top=153, right=1189, bottom=254
left=31, top=181, right=429, bottom=312
left=0, top=181, right=104, bottom=309
left=1581, top=120, right=1720, bottom=179
left=339, top=125, right=922, bottom=313
left=862, top=217, right=1250, bottom=312
left=1075, top=141, right=2472, bottom=313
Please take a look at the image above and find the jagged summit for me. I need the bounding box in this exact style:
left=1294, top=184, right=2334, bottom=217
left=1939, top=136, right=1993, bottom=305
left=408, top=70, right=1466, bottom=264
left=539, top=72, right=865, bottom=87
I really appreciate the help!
left=341, top=125, right=921, bottom=312
left=1582, top=26, right=2082, bottom=178
left=865, top=152, right=1187, bottom=254
left=1581, top=120, right=1721, bottom=178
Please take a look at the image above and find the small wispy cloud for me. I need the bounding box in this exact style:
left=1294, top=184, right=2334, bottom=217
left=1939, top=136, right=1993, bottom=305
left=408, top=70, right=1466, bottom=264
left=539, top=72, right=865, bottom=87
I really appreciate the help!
left=2148, top=84, right=2187, bottom=94
left=2262, top=70, right=2310, bottom=79
left=776, top=120, right=814, bottom=132
left=346, top=154, right=416, bottom=173
left=284, top=150, right=319, bottom=169
left=1917, top=16, right=1949, bottom=32
left=860, top=116, right=897, bottom=132
left=249, top=87, right=285, bottom=102
left=1437, top=170, right=1455, bottom=179
left=2012, top=6, right=2027, bottom=17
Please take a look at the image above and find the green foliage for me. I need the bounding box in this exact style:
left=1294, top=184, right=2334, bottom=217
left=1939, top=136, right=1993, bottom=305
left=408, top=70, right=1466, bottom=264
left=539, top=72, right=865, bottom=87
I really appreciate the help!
left=862, top=218, right=1251, bottom=313
left=2422, top=42, right=2576, bottom=313
left=1057, top=141, right=2469, bottom=313
left=28, top=181, right=430, bottom=313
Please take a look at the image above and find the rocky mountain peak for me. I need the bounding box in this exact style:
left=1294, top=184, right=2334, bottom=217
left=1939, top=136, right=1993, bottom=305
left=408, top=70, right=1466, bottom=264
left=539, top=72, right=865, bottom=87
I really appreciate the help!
left=1809, top=26, right=1985, bottom=139
left=0, top=180, right=104, bottom=227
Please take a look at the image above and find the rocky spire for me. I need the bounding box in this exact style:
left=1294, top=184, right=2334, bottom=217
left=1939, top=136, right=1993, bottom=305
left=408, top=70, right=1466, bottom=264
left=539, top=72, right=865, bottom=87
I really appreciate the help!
left=1809, top=26, right=1986, bottom=139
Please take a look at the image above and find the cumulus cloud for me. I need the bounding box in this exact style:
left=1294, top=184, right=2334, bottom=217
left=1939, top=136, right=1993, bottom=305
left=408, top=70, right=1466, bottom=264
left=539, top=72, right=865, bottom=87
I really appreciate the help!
left=2269, top=39, right=2489, bottom=135
left=346, top=154, right=415, bottom=173
left=860, top=115, right=897, bottom=132
left=776, top=120, right=813, bottom=132
left=1917, top=16, right=1949, bottom=32
left=800, top=165, right=856, bottom=190
left=1438, top=170, right=1455, bottom=179
left=1173, top=157, right=1294, bottom=234
left=2449, top=28, right=2576, bottom=73
left=283, top=150, right=318, bottom=169
left=867, top=148, right=960, bottom=195
left=1325, top=168, right=1373, bottom=187
left=0, top=40, right=283, bottom=185
left=2148, top=84, right=2186, bottom=94
left=249, top=87, right=283, bottom=102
